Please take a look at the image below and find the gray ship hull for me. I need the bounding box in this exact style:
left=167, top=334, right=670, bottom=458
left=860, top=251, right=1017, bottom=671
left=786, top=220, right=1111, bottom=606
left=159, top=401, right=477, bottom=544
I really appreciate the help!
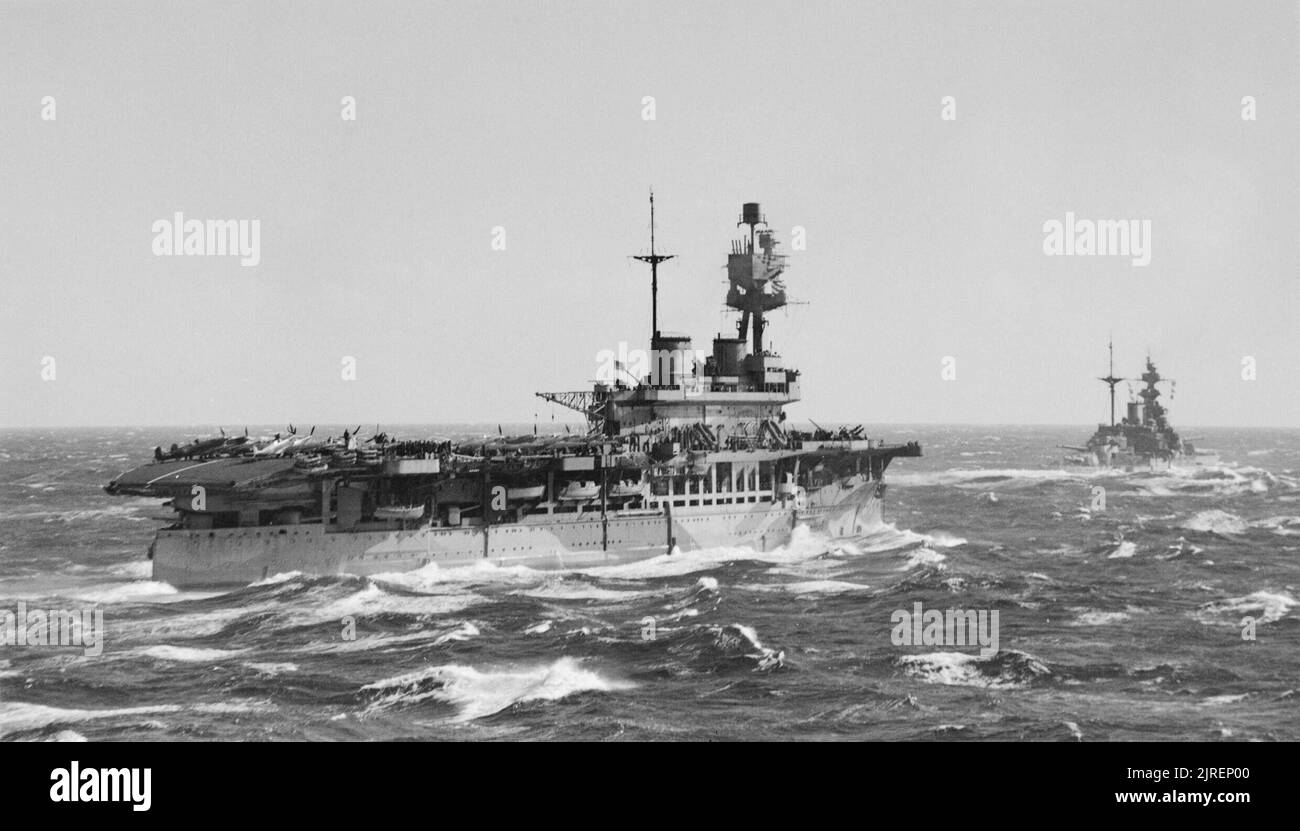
left=1066, top=447, right=1219, bottom=471
left=152, top=479, right=886, bottom=587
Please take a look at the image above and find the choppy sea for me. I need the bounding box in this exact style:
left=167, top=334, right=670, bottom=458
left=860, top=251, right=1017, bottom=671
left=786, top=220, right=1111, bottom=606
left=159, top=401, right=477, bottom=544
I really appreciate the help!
left=1, top=425, right=1296, bottom=741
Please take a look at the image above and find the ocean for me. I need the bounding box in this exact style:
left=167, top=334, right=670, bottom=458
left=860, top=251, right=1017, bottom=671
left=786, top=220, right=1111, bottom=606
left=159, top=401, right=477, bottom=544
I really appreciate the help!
left=1, top=425, right=1296, bottom=741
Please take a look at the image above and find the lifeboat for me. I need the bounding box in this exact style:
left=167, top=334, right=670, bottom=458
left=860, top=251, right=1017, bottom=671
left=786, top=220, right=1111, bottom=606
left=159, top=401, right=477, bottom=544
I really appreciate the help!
left=507, top=484, right=546, bottom=501
left=607, top=480, right=645, bottom=499
left=373, top=505, right=424, bottom=521
left=557, top=480, right=600, bottom=501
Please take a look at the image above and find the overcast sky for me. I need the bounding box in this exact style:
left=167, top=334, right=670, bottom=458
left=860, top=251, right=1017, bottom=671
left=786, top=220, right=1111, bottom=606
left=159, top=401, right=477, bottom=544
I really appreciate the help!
left=2, top=0, right=1297, bottom=428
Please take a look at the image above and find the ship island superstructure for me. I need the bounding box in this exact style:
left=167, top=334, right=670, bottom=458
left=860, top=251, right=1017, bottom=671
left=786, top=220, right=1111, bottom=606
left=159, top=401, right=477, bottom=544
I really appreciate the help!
left=106, top=199, right=921, bottom=587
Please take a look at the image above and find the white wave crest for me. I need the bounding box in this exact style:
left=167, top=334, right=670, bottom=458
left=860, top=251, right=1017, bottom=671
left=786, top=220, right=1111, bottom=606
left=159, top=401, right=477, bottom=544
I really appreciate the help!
left=108, top=561, right=154, bottom=580
left=1138, top=464, right=1292, bottom=498
left=1252, top=516, right=1300, bottom=536
left=249, top=570, right=306, bottom=586
left=717, top=623, right=785, bottom=670
left=574, top=524, right=833, bottom=579
left=517, top=582, right=650, bottom=602
left=1181, top=510, right=1248, bottom=535
left=1069, top=610, right=1131, bottom=626
left=373, top=560, right=543, bottom=591
left=897, top=651, right=1048, bottom=689
left=890, top=467, right=1103, bottom=488
left=191, top=700, right=276, bottom=714
left=139, top=645, right=246, bottom=662
left=1201, top=693, right=1250, bottom=706
left=898, top=652, right=997, bottom=687
left=925, top=530, right=968, bottom=548
left=898, top=547, right=947, bottom=571
left=310, top=582, right=483, bottom=622
left=783, top=579, right=871, bottom=594
left=242, top=661, right=299, bottom=675
left=0, top=702, right=183, bottom=738
left=362, top=656, right=633, bottom=722
left=1195, top=591, right=1296, bottom=625
left=296, top=631, right=436, bottom=655
left=433, top=621, right=481, bottom=645
left=1107, top=541, right=1137, bottom=559
left=69, top=580, right=179, bottom=603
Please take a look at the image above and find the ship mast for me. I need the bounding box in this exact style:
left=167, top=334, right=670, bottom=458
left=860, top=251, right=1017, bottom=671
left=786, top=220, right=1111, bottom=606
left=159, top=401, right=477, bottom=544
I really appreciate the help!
left=632, top=191, right=674, bottom=339
left=1098, top=338, right=1123, bottom=427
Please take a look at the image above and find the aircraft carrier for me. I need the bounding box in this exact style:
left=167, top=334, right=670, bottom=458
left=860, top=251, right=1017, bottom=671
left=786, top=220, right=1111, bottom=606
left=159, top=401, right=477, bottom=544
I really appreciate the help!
left=105, top=198, right=921, bottom=587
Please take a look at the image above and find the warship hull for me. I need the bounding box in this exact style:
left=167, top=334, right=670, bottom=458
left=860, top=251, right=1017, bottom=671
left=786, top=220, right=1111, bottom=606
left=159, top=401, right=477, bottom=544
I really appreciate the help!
left=1066, top=448, right=1218, bottom=471
left=1066, top=448, right=1182, bottom=470
left=152, top=479, right=886, bottom=587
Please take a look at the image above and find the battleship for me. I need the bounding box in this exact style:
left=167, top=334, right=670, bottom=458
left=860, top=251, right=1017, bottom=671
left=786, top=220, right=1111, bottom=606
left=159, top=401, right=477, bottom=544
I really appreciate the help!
left=105, top=198, right=921, bottom=587
left=1062, top=342, right=1210, bottom=469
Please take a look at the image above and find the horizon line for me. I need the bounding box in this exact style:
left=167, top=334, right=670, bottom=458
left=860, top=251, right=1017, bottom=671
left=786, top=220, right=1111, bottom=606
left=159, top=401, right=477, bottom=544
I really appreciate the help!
left=2, top=421, right=1299, bottom=431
